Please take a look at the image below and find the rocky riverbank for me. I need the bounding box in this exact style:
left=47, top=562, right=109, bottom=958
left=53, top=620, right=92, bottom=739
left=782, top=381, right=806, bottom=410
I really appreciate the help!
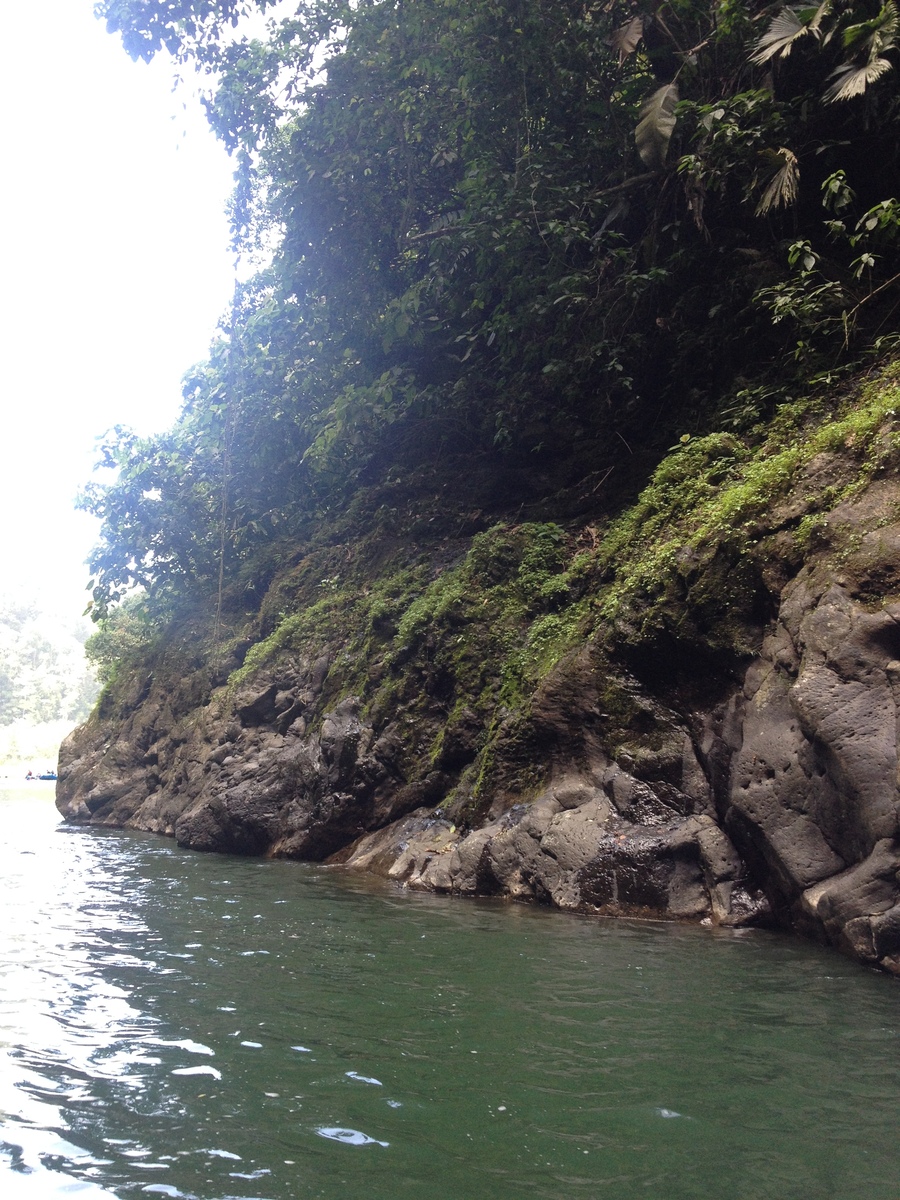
left=58, top=365, right=900, bottom=974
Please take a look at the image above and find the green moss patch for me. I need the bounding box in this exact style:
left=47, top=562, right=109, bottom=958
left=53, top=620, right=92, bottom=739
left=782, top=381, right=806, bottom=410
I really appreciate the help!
left=586, top=362, right=900, bottom=653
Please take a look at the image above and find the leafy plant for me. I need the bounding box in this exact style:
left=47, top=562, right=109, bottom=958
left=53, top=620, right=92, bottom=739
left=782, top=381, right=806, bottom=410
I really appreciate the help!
left=752, top=0, right=900, bottom=102
left=82, top=0, right=900, bottom=631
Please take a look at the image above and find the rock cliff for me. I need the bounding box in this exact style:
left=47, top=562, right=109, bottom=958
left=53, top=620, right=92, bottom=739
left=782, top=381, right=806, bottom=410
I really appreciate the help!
left=59, top=366, right=900, bottom=973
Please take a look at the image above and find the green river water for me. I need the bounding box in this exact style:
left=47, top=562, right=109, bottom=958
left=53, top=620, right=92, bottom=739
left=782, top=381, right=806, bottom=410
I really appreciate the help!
left=0, top=784, right=898, bottom=1199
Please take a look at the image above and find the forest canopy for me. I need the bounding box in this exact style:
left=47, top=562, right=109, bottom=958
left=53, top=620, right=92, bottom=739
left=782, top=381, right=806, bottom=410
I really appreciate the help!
left=83, top=0, right=900, bottom=626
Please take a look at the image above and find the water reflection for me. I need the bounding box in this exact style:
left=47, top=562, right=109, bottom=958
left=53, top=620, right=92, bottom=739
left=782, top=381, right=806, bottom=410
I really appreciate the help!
left=1, top=785, right=899, bottom=1200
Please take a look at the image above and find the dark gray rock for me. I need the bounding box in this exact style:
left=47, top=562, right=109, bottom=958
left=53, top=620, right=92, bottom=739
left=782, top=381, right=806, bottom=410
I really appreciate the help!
left=56, top=458, right=900, bottom=973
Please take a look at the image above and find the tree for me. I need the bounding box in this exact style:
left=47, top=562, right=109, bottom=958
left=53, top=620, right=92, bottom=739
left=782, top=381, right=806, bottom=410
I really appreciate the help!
left=83, top=0, right=900, bottom=622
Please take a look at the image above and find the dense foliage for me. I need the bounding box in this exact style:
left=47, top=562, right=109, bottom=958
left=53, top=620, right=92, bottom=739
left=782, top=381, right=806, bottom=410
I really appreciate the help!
left=83, top=0, right=900, bottom=627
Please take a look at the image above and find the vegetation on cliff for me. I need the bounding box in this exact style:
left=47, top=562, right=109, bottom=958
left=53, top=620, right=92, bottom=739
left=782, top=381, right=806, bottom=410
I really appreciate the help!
left=82, top=0, right=900, bottom=646
left=61, top=1, right=900, bottom=970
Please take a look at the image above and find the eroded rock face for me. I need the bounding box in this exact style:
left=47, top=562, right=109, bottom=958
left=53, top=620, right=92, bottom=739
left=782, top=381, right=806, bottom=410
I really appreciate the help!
left=342, top=783, right=766, bottom=928
left=54, top=637, right=765, bottom=920
left=725, top=577, right=900, bottom=970
left=57, top=474, right=900, bottom=974
left=59, top=674, right=430, bottom=861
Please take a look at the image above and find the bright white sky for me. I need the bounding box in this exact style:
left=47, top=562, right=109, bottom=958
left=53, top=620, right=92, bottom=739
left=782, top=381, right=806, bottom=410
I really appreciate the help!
left=0, top=1, right=237, bottom=617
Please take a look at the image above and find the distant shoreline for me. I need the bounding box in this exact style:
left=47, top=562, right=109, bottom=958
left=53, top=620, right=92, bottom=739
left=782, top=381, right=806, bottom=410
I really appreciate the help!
left=0, top=774, right=57, bottom=783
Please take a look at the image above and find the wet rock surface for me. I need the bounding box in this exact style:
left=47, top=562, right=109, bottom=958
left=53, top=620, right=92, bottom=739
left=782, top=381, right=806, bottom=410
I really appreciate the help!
left=57, top=435, right=900, bottom=974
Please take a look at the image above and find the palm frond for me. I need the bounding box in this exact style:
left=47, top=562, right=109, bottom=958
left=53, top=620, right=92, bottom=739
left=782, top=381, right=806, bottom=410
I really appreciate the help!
left=755, top=148, right=800, bottom=216
left=841, top=0, right=899, bottom=54
left=824, top=55, right=893, bottom=101
left=751, top=8, right=810, bottom=64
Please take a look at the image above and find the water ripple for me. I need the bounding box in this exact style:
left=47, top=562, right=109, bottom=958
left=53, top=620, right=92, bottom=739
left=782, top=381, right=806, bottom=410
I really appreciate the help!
left=2, top=789, right=899, bottom=1200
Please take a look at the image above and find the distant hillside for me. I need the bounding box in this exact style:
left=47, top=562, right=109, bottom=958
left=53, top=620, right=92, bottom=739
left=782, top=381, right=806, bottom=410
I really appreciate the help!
left=0, top=593, right=99, bottom=767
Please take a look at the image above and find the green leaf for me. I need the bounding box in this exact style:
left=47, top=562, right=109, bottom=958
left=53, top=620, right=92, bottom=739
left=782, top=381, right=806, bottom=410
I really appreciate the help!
left=635, top=83, right=679, bottom=171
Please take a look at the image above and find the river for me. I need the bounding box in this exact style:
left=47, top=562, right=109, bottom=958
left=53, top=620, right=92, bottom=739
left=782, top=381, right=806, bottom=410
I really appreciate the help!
left=1, top=783, right=898, bottom=1199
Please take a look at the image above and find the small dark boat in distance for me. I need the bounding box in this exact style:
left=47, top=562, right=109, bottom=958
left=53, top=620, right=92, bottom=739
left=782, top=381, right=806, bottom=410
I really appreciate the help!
left=25, top=771, right=58, bottom=782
